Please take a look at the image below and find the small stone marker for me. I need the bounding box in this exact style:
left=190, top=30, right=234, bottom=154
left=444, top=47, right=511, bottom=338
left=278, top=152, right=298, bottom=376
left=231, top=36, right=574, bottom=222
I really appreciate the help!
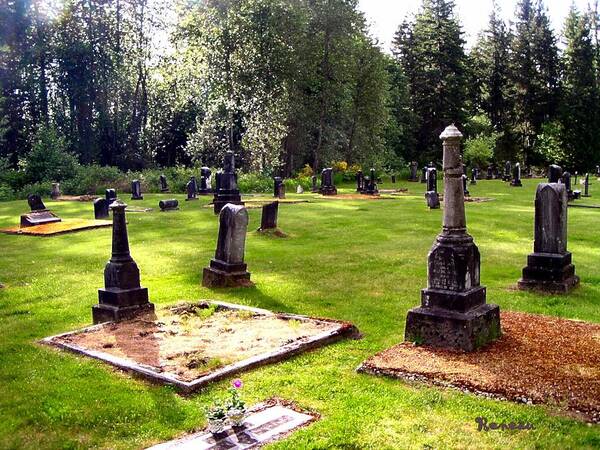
left=131, top=180, right=143, bottom=200
left=363, top=169, right=379, bottom=195
left=409, top=161, right=419, bottom=182
left=319, top=168, right=337, bottom=195
left=356, top=170, right=364, bottom=192
left=425, top=167, right=440, bottom=209
left=470, top=168, right=478, bottom=185
left=199, top=167, right=212, bottom=195
left=51, top=183, right=61, bottom=200
left=146, top=404, right=314, bottom=450
left=106, top=189, right=117, bottom=203
left=159, top=175, right=169, bottom=192
left=518, top=165, right=580, bottom=293
left=486, top=166, right=493, bottom=180
left=273, top=177, right=283, bottom=198
left=186, top=178, right=198, bottom=201
left=92, top=200, right=154, bottom=324
left=202, top=204, right=252, bottom=288
left=94, top=198, right=110, bottom=219
left=404, top=124, right=501, bottom=352
left=259, top=201, right=278, bottom=231
left=391, top=174, right=396, bottom=183
left=296, top=185, right=304, bottom=194
left=562, top=171, right=574, bottom=200
left=583, top=173, right=590, bottom=197
left=510, top=163, right=523, bottom=187
left=462, top=174, right=470, bottom=197
left=20, top=194, right=61, bottom=227
left=311, top=175, right=318, bottom=193
left=421, top=166, right=427, bottom=183
left=212, top=151, right=244, bottom=214
left=159, top=199, right=179, bottom=211
left=503, top=161, right=512, bottom=181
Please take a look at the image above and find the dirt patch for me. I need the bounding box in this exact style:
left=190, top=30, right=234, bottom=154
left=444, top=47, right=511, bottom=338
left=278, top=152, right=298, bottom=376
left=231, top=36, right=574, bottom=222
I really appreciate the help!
left=256, top=228, right=289, bottom=238
left=52, top=302, right=344, bottom=383
left=1, top=219, right=112, bottom=236
left=464, top=197, right=494, bottom=203
left=56, top=195, right=99, bottom=202
left=359, top=311, right=600, bottom=423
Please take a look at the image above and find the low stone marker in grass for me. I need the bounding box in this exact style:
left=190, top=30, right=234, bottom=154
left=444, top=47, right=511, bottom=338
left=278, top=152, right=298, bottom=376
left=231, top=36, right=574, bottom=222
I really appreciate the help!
left=92, top=200, right=154, bottom=324
left=159, top=174, right=169, bottom=192
left=404, top=124, right=501, bottom=352
left=51, top=182, right=61, bottom=199
left=518, top=165, right=580, bottom=293
left=94, top=198, right=109, bottom=220
left=425, top=167, right=440, bottom=209
left=186, top=177, right=198, bottom=201
left=203, top=204, right=252, bottom=288
left=159, top=199, right=179, bottom=211
left=20, top=194, right=61, bottom=227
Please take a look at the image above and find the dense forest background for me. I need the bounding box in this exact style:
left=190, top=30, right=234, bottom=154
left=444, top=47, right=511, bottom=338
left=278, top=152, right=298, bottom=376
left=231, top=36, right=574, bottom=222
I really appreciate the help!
left=1, top=0, right=600, bottom=190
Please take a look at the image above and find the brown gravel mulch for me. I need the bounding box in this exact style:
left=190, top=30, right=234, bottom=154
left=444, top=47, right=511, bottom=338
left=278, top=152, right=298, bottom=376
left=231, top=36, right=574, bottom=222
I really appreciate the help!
left=359, top=311, right=600, bottom=423
left=1, top=219, right=112, bottom=236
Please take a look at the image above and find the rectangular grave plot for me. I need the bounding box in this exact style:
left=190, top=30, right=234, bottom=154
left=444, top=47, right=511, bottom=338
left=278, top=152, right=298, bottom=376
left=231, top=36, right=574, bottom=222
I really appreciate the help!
left=146, top=401, right=317, bottom=450
left=1, top=219, right=112, bottom=236
left=42, top=301, right=359, bottom=393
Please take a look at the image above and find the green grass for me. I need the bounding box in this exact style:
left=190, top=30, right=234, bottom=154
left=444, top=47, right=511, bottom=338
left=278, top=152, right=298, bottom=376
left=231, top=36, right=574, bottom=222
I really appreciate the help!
left=0, top=180, right=599, bottom=449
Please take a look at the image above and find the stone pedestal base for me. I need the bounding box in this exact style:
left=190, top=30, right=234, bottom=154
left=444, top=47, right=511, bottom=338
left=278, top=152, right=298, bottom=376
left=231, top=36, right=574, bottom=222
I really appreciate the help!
left=20, top=211, right=61, bottom=227
left=131, top=196, right=143, bottom=200
left=93, top=287, right=153, bottom=324
left=511, top=180, right=523, bottom=187
left=319, top=186, right=338, bottom=196
left=202, top=260, right=252, bottom=288
left=198, top=189, right=212, bottom=196
left=405, top=301, right=501, bottom=352
left=518, top=252, right=580, bottom=293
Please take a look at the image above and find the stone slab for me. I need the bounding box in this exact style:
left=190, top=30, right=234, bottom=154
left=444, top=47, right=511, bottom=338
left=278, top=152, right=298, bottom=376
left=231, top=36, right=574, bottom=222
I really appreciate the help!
left=1, top=219, right=112, bottom=236
left=41, top=301, right=360, bottom=393
left=147, top=403, right=315, bottom=450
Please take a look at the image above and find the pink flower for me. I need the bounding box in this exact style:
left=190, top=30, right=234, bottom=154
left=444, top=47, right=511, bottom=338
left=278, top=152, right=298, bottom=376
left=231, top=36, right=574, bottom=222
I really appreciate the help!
left=232, top=379, right=243, bottom=389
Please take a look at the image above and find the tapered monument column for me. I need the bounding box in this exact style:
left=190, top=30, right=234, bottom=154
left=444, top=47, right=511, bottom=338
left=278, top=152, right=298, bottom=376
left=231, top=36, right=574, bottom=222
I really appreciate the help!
left=405, top=125, right=501, bottom=352
left=92, top=201, right=153, bottom=324
left=212, top=151, right=244, bottom=214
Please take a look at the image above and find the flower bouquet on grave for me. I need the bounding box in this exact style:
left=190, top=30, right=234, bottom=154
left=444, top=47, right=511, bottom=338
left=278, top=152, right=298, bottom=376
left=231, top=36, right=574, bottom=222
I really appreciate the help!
left=225, top=379, right=247, bottom=427
left=205, top=400, right=228, bottom=434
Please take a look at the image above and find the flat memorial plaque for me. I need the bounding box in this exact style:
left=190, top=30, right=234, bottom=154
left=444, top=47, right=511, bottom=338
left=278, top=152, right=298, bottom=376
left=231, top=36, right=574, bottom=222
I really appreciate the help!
left=147, top=404, right=315, bottom=450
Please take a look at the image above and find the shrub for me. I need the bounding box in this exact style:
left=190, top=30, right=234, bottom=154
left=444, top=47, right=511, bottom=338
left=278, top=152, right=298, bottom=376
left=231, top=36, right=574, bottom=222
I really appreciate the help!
left=298, top=164, right=313, bottom=178
left=24, top=127, right=78, bottom=184
left=464, top=135, right=495, bottom=169
left=237, top=173, right=272, bottom=193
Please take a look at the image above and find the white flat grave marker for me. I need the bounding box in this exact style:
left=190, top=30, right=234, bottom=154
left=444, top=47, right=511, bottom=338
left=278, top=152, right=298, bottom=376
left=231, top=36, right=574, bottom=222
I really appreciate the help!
left=147, top=404, right=314, bottom=450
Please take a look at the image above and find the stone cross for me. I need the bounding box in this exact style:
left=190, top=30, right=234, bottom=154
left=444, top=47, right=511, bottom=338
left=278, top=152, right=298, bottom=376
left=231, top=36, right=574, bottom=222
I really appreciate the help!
left=92, top=201, right=154, bottom=324
left=405, top=124, right=501, bottom=352
left=519, top=166, right=579, bottom=293
left=159, top=174, right=169, bottom=192
left=202, top=204, right=252, bottom=287
left=259, top=201, right=279, bottom=231
left=94, top=198, right=109, bottom=219
left=131, top=180, right=143, bottom=200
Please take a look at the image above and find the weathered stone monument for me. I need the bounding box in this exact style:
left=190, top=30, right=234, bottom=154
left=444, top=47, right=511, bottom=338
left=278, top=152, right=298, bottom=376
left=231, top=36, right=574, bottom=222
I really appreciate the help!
left=462, top=174, right=470, bottom=197
left=212, top=151, right=244, bottom=214
left=20, top=194, right=61, bottom=227
left=273, top=177, right=283, bottom=198
left=470, top=168, right=478, bottom=185
left=486, top=166, right=493, bottom=180
left=409, top=162, right=419, bottom=182
left=510, top=162, right=523, bottom=187
left=159, top=199, right=179, bottom=211
left=319, top=168, right=337, bottom=196
left=159, top=174, right=169, bottom=193
left=94, top=198, right=110, bottom=219
left=106, top=189, right=117, bottom=203
left=92, top=201, right=154, bottom=324
left=131, top=180, right=143, bottom=200
left=503, top=161, right=512, bottom=181
left=51, top=183, right=61, bottom=200
left=356, top=170, right=365, bottom=192
left=405, top=124, right=501, bottom=352
left=202, top=204, right=252, bottom=287
left=562, top=171, right=574, bottom=200
left=421, top=166, right=427, bottom=183
left=186, top=177, right=198, bottom=201
left=363, top=169, right=379, bottom=195
left=258, top=201, right=279, bottom=231
left=518, top=165, right=580, bottom=293
left=296, top=185, right=304, bottom=194
left=583, top=173, right=590, bottom=197
left=198, top=167, right=212, bottom=195
left=425, top=167, right=440, bottom=209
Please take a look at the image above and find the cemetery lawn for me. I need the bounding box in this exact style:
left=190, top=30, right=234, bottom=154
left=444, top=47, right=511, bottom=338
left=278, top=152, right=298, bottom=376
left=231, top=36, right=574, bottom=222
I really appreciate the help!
left=1, top=180, right=600, bottom=450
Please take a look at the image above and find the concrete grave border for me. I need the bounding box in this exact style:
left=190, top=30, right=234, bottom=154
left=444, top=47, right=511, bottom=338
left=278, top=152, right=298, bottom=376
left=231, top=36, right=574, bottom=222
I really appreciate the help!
left=41, top=301, right=360, bottom=393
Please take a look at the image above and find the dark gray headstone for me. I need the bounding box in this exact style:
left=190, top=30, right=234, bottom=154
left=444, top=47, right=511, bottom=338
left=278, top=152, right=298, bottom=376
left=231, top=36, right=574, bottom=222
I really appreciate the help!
left=259, top=202, right=278, bottom=231
left=391, top=174, right=396, bottom=183
left=106, top=189, right=117, bottom=203
left=198, top=167, right=212, bottom=195
left=409, top=162, right=419, bottom=182
left=356, top=171, right=364, bottom=192
left=159, top=199, right=179, bottom=211
left=319, top=168, right=337, bottom=195
left=94, top=198, right=110, bottom=219
left=363, top=168, right=378, bottom=195
left=311, top=175, right=318, bottom=193
left=202, top=204, right=252, bottom=287
left=470, top=168, right=478, bottom=185
left=159, top=174, right=169, bottom=192
left=186, top=178, right=198, bottom=201
left=486, top=166, right=493, bottom=180
left=510, top=163, right=523, bottom=187
left=92, top=201, right=154, bottom=324
left=212, top=151, right=243, bottom=214
left=421, top=167, right=427, bottom=183
left=519, top=177, right=579, bottom=293
left=131, top=180, right=143, bottom=200
left=549, top=165, right=563, bottom=183
left=51, top=183, right=61, bottom=200
left=28, top=194, right=46, bottom=212
left=503, top=161, right=512, bottom=181
left=273, top=177, right=283, bottom=198
left=462, top=174, right=470, bottom=197
left=405, top=124, right=500, bottom=352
